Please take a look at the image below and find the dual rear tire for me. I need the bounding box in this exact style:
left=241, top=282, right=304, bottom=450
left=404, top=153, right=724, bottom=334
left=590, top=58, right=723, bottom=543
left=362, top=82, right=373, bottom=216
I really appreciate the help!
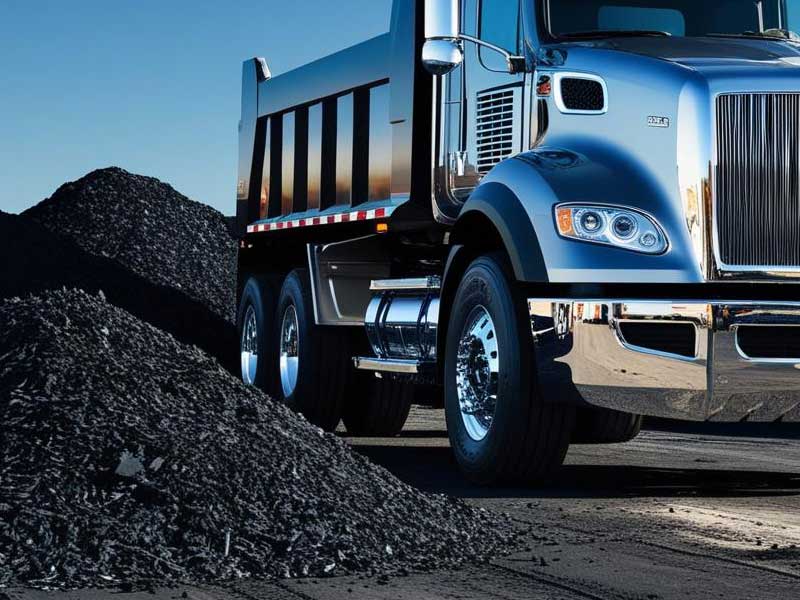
left=573, top=406, right=642, bottom=444
left=238, top=269, right=411, bottom=435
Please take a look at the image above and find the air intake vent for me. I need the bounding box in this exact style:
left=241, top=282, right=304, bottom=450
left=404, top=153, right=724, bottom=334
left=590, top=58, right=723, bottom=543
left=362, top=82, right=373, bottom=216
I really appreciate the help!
left=617, top=322, right=697, bottom=358
left=476, top=88, right=515, bottom=175
left=737, top=326, right=800, bottom=360
left=555, top=74, right=607, bottom=114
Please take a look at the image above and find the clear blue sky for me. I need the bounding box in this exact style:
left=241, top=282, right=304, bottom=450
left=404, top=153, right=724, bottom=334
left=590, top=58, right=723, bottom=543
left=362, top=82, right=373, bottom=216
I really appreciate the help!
left=0, top=0, right=392, bottom=215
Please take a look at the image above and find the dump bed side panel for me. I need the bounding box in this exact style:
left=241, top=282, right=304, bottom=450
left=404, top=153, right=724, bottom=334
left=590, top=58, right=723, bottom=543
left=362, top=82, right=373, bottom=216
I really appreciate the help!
left=237, top=0, right=432, bottom=238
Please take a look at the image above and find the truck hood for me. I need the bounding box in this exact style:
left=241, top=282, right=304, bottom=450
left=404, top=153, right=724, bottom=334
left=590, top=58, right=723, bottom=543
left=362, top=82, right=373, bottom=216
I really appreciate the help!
left=584, top=36, right=800, bottom=75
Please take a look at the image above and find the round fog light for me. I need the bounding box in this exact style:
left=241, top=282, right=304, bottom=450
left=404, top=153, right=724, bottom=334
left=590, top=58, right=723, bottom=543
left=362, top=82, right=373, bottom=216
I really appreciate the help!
left=640, top=232, right=657, bottom=248
left=580, top=211, right=603, bottom=233
left=612, top=215, right=637, bottom=240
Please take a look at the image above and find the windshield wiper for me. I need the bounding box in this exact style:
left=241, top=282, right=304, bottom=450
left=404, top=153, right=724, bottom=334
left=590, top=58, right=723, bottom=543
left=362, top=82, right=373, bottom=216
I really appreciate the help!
left=559, top=29, right=671, bottom=40
left=705, top=29, right=800, bottom=43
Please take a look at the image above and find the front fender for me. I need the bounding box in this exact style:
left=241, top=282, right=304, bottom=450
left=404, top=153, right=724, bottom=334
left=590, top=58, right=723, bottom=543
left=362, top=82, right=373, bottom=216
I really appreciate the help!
left=476, top=146, right=704, bottom=284
left=455, top=182, right=548, bottom=282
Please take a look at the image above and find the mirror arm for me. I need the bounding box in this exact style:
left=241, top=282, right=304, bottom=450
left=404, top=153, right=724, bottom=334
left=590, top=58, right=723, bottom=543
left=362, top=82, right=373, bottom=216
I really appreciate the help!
left=457, top=34, right=528, bottom=73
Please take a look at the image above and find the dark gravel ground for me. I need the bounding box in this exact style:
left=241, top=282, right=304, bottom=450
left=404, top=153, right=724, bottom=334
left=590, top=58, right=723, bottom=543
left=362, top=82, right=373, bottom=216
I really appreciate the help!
left=0, top=290, right=519, bottom=590
left=22, top=167, right=237, bottom=323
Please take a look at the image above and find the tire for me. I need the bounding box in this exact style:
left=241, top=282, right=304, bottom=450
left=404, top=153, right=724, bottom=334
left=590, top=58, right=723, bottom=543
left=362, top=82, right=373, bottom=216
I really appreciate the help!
left=414, top=383, right=444, bottom=408
left=237, top=276, right=278, bottom=392
left=273, top=269, right=349, bottom=431
left=444, top=254, right=574, bottom=485
left=343, top=373, right=413, bottom=437
left=572, top=407, right=642, bottom=444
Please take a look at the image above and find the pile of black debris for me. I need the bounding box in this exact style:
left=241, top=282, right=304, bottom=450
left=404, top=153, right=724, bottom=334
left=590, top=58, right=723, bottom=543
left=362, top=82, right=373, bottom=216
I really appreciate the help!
left=0, top=169, right=518, bottom=589
left=0, top=291, right=514, bottom=587
left=23, top=167, right=236, bottom=322
left=0, top=289, right=517, bottom=589
left=1, top=168, right=238, bottom=372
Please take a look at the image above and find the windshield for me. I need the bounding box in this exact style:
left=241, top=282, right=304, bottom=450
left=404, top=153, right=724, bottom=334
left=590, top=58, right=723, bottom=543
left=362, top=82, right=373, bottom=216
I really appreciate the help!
left=545, top=0, right=800, bottom=40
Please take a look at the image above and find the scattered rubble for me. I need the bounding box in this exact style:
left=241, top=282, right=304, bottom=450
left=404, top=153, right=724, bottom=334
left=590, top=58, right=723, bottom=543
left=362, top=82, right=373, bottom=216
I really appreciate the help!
left=0, top=290, right=518, bottom=589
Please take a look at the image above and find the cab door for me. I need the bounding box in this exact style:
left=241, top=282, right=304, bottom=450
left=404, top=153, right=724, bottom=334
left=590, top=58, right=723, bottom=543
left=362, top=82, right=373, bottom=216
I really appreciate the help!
left=435, top=0, right=527, bottom=222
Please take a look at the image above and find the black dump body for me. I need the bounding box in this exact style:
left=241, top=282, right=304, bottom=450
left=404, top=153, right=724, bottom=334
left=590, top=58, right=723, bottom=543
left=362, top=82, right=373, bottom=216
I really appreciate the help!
left=235, top=0, right=434, bottom=240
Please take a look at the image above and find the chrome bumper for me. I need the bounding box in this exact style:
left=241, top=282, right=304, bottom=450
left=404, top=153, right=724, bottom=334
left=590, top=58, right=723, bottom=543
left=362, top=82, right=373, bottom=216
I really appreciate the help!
left=529, top=299, right=800, bottom=422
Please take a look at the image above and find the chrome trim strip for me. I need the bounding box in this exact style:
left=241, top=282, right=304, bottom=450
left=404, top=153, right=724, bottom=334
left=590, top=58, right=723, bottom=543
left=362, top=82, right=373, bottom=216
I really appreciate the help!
left=353, top=357, right=423, bottom=374
left=370, top=276, right=442, bottom=292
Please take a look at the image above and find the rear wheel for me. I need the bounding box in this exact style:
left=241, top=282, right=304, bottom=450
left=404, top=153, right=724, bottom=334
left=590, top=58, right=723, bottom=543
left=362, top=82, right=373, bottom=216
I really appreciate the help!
left=444, top=254, right=574, bottom=485
left=273, top=269, right=349, bottom=431
left=237, top=276, right=277, bottom=392
left=343, top=373, right=413, bottom=437
left=573, top=407, right=642, bottom=444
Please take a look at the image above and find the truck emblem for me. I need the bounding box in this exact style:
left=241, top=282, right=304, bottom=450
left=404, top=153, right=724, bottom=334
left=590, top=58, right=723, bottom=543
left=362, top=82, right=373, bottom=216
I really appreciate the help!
left=647, top=115, right=670, bottom=128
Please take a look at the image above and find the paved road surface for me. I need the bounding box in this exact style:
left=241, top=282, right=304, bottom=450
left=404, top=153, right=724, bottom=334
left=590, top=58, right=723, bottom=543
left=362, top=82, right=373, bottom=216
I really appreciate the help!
left=6, top=408, right=800, bottom=600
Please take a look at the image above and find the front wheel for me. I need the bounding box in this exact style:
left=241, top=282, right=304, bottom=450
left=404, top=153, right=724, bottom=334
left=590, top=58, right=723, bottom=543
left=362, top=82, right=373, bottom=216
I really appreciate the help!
left=444, top=254, right=574, bottom=485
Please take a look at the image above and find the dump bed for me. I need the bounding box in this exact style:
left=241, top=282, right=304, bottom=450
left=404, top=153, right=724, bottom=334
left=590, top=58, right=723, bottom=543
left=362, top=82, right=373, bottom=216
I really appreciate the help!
left=235, top=0, right=432, bottom=237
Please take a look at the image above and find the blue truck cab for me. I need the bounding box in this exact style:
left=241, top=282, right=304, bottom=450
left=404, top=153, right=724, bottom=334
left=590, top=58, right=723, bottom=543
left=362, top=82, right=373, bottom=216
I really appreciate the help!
left=236, top=0, right=800, bottom=484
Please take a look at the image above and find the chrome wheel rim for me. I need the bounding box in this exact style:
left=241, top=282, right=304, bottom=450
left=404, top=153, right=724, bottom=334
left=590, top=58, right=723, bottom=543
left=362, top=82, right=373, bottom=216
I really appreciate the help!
left=456, top=305, right=499, bottom=442
left=279, top=305, right=300, bottom=397
left=240, top=305, right=259, bottom=385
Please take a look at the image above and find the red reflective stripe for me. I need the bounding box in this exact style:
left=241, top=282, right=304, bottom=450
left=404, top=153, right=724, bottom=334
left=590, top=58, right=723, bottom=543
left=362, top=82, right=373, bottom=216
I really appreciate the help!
left=248, top=206, right=393, bottom=234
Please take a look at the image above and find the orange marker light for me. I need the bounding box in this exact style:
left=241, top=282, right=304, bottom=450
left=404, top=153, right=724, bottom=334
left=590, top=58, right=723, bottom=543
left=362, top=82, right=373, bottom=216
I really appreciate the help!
left=556, top=208, right=574, bottom=236
left=376, top=222, right=389, bottom=234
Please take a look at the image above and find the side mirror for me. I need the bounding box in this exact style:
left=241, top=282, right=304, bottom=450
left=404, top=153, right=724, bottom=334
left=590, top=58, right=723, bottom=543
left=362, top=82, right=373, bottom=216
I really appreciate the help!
left=422, top=39, right=463, bottom=75
left=422, top=0, right=529, bottom=76
left=422, top=0, right=463, bottom=75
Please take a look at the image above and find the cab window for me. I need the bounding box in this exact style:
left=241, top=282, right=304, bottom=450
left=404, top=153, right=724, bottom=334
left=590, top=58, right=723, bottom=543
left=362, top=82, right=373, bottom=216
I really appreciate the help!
left=479, top=0, right=520, bottom=51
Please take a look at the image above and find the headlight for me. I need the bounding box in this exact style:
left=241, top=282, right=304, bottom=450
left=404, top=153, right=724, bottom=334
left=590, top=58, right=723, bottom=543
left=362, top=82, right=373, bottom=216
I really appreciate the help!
left=554, top=204, right=668, bottom=254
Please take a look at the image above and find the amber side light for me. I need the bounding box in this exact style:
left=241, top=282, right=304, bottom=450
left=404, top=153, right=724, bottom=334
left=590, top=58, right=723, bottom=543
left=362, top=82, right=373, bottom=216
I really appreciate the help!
left=376, top=222, right=389, bottom=234
left=556, top=208, right=574, bottom=236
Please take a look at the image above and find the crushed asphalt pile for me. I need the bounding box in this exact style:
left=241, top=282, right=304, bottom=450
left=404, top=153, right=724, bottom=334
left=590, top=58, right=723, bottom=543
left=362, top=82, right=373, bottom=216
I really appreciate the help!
left=0, top=289, right=518, bottom=589
left=23, top=168, right=237, bottom=323
left=1, top=169, right=238, bottom=372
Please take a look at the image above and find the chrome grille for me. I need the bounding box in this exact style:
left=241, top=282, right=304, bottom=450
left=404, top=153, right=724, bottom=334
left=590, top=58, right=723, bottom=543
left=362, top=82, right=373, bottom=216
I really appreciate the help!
left=715, top=93, right=800, bottom=269
left=476, top=88, right=515, bottom=175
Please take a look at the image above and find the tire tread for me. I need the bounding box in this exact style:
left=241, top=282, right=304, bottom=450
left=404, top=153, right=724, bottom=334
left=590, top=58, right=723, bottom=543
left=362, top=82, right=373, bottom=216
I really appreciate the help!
left=276, top=269, right=348, bottom=431
left=572, top=407, right=642, bottom=444
left=343, top=375, right=413, bottom=437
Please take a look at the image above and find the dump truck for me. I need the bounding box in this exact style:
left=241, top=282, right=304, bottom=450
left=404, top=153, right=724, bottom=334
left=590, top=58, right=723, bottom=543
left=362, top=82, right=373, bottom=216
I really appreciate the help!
left=236, top=0, right=800, bottom=484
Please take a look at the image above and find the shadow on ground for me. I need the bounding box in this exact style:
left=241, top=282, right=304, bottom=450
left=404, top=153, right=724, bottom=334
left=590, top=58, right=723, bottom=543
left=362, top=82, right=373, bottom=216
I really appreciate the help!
left=0, top=212, right=237, bottom=373
left=645, top=417, right=800, bottom=439
left=352, top=441, right=800, bottom=501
